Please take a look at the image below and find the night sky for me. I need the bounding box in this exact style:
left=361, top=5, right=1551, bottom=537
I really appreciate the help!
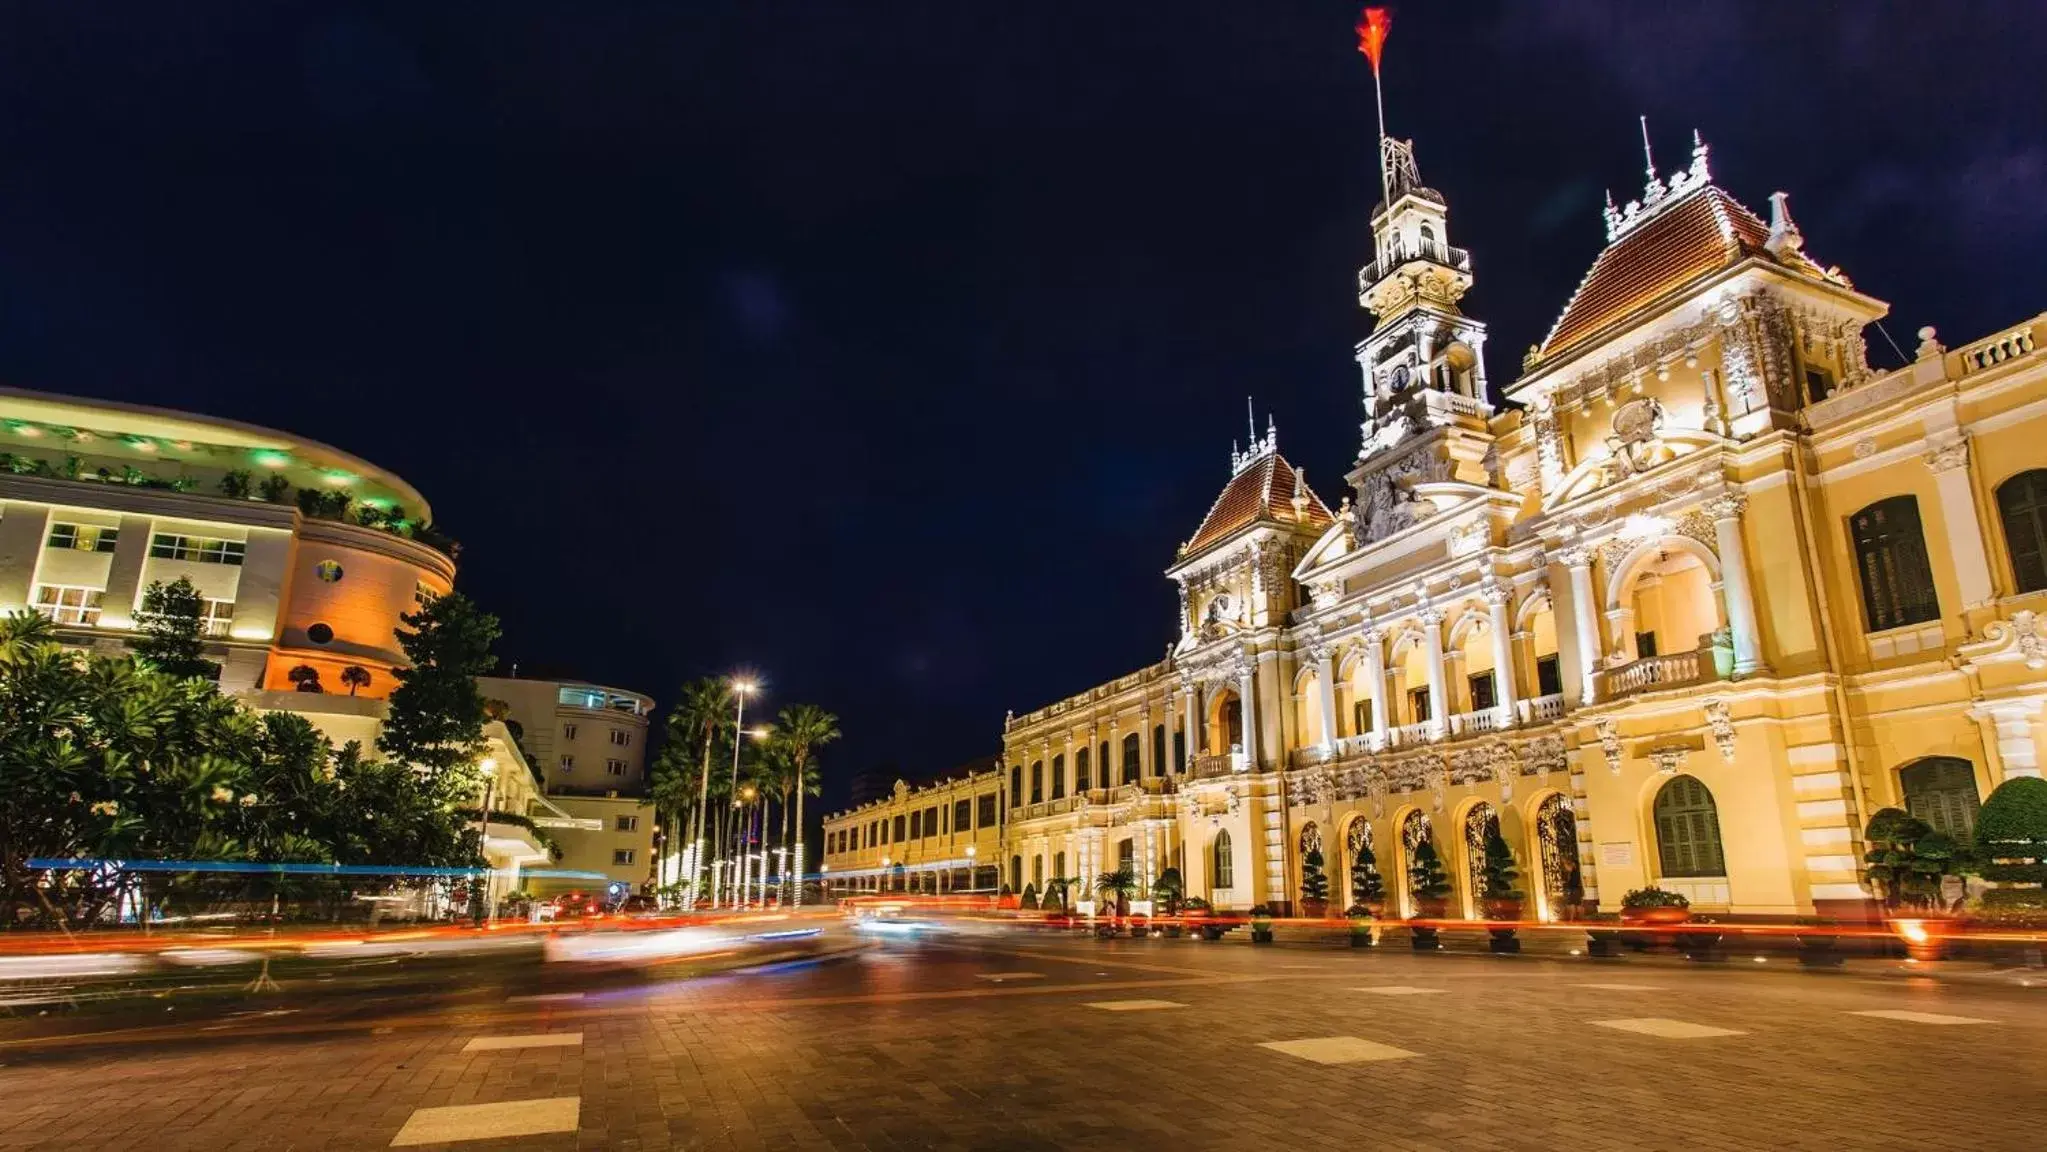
left=2, top=3, right=2043, bottom=816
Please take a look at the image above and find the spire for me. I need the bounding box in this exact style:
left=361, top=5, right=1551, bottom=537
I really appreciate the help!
left=1766, top=191, right=1804, bottom=257
left=1605, top=126, right=1717, bottom=242
left=1229, top=404, right=1279, bottom=475
left=1246, top=395, right=1257, bottom=447
left=1356, top=8, right=1395, bottom=207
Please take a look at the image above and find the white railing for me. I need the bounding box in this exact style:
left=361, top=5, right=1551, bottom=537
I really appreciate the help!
left=1594, top=649, right=1707, bottom=701
left=1390, top=720, right=1438, bottom=747
left=1958, top=321, right=2038, bottom=375
left=1518, top=693, right=1566, bottom=724
left=1449, top=707, right=1509, bottom=736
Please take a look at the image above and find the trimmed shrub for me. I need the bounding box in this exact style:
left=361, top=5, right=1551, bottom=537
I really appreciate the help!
left=1977, top=776, right=2047, bottom=885
left=1620, top=886, right=1690, bottom=909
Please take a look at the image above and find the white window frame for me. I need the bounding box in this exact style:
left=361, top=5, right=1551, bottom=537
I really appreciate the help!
left=605, top=759, right=626, bottom=777
left=608, top=729, right=631, bottom=747
left=199, top=599, right=235, bottom=638
left=612, top=849, right=636, bottom=865
left=33, top=584, right=105, bottom=625
left=47, top=523, right=120, bottom=553
left=562, top=723, right=578, bottom=740
left=559, top=754, right=575, bottom=772
left=615, top=815, right=639, bottom=832
left=148, top=533, right=246, bottom=566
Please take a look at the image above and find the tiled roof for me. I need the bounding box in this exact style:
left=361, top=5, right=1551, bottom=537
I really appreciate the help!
left=1534, top=185, right=1825, bottom=364
left=1182, top=452, right=1333, bottom=558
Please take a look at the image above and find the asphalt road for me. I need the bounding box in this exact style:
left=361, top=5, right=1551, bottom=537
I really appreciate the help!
left=2, top=927, right=2044, bottom=1150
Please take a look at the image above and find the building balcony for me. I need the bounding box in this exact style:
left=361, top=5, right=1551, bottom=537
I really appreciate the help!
left=1358, top=239, right=1471, bottom=290
left=1447, top=706, right=1511, bottom=737
left=1593, top=648, right=1717, bottom=702
left=1188, top=750, right=1248, bottom=779
left=1518, top=693, right=1567, bottom=724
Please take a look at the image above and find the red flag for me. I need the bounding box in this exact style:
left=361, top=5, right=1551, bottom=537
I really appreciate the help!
left=1356, top=7, right=1392, bottom=74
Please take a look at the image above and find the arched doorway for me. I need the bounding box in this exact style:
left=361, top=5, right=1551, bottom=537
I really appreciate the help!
left=1461, top=803, right=1499, bottom=920
left=1299, top=822, right=1324, bottom=906
left=1899, top=757, right=1981, bottom=839
left=1611, top=541, right=1721, bottom=664
left=1208, top=688, right=1244, bottom=755
left=1343, top=818, right=1377, bottom=908
left=1399, top=810, right=1434, bottom=918
left=1534, top=793, right=1582, bottom=921
left=1211, top=830, right=1235, bottom=894
left=1652, top=775, right=1725, bottom=880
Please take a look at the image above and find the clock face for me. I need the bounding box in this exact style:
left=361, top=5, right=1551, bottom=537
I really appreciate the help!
left=1389, top=364, right=1410, bottom=391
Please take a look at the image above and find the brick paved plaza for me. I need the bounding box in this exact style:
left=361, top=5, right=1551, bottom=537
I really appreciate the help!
left=3, top=931, right=2045, bottom=1150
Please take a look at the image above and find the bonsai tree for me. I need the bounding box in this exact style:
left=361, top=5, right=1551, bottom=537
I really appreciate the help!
left=339, top=665, right=373, bottom=697
left=1350, top=841, right=1386, bottom=912
left=1151, top=866, right=1184, bottom=915
left=287, top=664, right=324, bottom=693
left=1299, top=848, right=1330, bottom=911
left=1864, top=807, right=1975, bottom=911
left=1094, top=868, right=1138, bottom=917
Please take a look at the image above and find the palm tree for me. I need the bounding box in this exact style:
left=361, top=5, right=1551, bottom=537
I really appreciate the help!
left=773, top=704, right=839, bottom=905
left=287, top=664, right=323, bottom=693
left=1095, top=869, right=1139, bottom=918
left=671, top=678, right=733, bottom=902
left=339, top=665, right=372, bottom=696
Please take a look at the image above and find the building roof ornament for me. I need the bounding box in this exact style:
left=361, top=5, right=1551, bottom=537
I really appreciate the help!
left=1603, top=125, right=1713, bottom=243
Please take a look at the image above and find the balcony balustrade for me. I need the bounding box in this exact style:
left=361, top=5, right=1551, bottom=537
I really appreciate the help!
left=1518, top=693, right=1567, bottom=724
left=1358, top=239, right=1472, bottom=289
left=1594, top=648, right=1712, bottom=701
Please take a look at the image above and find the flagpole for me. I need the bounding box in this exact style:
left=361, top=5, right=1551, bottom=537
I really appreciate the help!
left=1372, top=64, right=1389, bottom=209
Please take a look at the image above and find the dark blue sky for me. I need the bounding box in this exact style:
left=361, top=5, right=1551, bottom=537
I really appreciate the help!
left=3, top=2, right=2043, bottom=810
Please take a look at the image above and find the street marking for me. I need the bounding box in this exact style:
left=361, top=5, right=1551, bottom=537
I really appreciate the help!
left=1573, top=983, right=1663, bottom=992
left=390, top=1097, right=580, bottom=1146
left=975, top=973, right=1044, bottom=982
left=1085, top=999, right=1184, bottom=1011
left=463, top=1032, right=584, bottom=1052
left=1278, top=964, right=1333, bottom=970
left=1351, top=985, right=1443, bottom=996
left=1259, top=1036, right=1420, bottom=1065
left=506, top=993, right=584, bottom=1003
left=1850, top=1010, right=1993, bottom=1026
left=1590, top=1017, right=1744, bottom=1039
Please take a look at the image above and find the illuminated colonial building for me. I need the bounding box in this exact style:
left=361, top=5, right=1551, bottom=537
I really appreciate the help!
left=998, top=119, right=2047, bottom=921
left=821, top=766, right=1005, bottom=897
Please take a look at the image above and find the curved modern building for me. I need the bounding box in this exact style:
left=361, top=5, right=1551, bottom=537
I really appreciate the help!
left=0, top=386, right=455, bottom=696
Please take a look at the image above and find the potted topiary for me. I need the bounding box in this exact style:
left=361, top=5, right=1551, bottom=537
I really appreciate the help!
left=1478, top=824, right=1525, bottom=954
left=1351, top=840, right=1387, bottom=920
left=1153, top=868, right=1185, bottom=937
left=1407, top=841, right=1452, bottom=951
left=1619, top=886, right=1691, bottom=926
left=1345, top=904, right=1377, bottom=948
left=1020, top=882, right=1039, bottom=911
left=1299, top=847, right=1331, bottom=919
left=1249, top=904, right=1275, bottom=944
left=1868, top=805, right=1980, bottom=960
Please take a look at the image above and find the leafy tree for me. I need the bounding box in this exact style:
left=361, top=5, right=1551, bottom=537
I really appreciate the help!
left=653, top=678, right=734, bottom=894
left=1407, top=840, right=1452, bottom=911
left=258, top=474, right=292, bottom=503
left=1350, top=839, right=1386, bottom=908
left=219, top=470, right=253, bottom=499
left=1863, top=807, right=1972, bottom=910
left=339, top=665, right=373, bottom=696
left=773, top=704, right=839, bottom=902
left=377, top=592, right=500, bottom=792
left=288, top=664, right=324, bottom=693
left=1480, top=824, right=1523, bottom=902
left=132, top=577, right=218, bottom=680
left=1299, top=847, right=1330, bottom=904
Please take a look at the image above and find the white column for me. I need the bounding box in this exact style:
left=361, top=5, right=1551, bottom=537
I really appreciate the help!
left=1179, top=684, right=1197, bottom=771
left=1421, top=611, right=1448, bottom=739
left=1486, top=587, right=1517, bottom=723
left=1564, top=548, right=1603, bottom=703
left=1709, top=494, right=1766, bottom=675
left=1314, top=649, right=1338, bottom=750
left=1924, top=434, right=1995, bottom=607
left=1364, top=629, right=1391, bottom=745
left=1238, top=663, right=1259, bottom=769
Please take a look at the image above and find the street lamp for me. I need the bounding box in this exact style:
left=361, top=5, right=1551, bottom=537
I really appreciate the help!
left=700, top=678, right=756, bottom=910
left=965, top=843, right=978, bottom=893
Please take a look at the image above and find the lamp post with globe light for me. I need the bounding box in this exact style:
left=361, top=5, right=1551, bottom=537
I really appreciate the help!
left=965, top=843, right=978, bottom=894
left=703, top=678, right=755, bottom=909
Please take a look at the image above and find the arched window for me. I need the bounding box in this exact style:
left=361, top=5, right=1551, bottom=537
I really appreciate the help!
left=1053, top=851, right=1066, bottom=881
left=1900, top=757, right=1982, bottom=839
left=1050, top=753, right=1066, bottom=799
left=1029, top=760, right=1043, bottom=804
left=1850, top=496, right=1939, bottom=631
left=1997, top=469, right=2047, bottom=594
left=1653, top=776, right=1726, bottom=878
left=1418, top=222, right=1437, bottom=250
left=1212, top=831, right=1234, bottom=889
left=1074, top=747, right=1091, bottom=793
left=1009, top=765, right=1022, bottom=807
left=1122, top=733, right=1141, bottom=784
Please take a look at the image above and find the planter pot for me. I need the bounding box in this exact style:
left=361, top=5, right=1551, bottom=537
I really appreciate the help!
left=1483, top=898, right=1524, bottom=953
left=1710, top=643, right=1736, bottom=680
left=1409, top=923, right=1441, bottom=951
left=1619, top=906, right=1692, bottom=928
left=1888, top=915, right=1958, bottom=962
left=1679, top=929, right=1723, bottom=961
left=1348, top=920, right=1377, bottom=948
left=1299, top=898, right=1329, bottom=920
left=1094, top=921, right=1118, bottom=939
left=1201, top=925, right=1226, bottom=941
left=1251, top=928, right=1275, bottom=944
left=1585, top=927, right=1624, bottom=958
left=1162, top=924, right=1183, bottom=939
